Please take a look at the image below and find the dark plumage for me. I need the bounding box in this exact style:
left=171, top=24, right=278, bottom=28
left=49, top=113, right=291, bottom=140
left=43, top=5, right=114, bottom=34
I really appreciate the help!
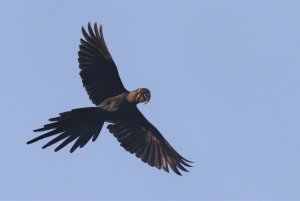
left=27, top=22, right=192, bottom=175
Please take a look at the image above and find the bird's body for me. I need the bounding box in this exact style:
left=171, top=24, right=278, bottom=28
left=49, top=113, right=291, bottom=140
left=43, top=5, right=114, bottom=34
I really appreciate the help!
left=98, top=92, right=129, bottom=113
left=27, top=22, right=192, bottom=175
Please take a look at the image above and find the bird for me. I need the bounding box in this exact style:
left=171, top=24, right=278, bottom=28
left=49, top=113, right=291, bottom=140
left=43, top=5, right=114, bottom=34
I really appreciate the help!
left=27, top=22, right=192, bottom=175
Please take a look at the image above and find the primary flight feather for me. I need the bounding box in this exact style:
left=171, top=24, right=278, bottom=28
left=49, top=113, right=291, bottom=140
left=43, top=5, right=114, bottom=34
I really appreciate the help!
left=27, top=22, right=192, bottom=175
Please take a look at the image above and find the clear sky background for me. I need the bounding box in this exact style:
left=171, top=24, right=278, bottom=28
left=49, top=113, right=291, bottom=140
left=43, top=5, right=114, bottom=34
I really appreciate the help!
left=0, top=1, right=299, bottom=200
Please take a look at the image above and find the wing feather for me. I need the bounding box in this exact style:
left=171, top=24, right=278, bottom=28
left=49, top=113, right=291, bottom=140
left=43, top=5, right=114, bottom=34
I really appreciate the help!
left=79, top=22, right=127, bottom=105
left=107, top=107, right=192, bottom=175
left=27, top=108, right=104, bottom=153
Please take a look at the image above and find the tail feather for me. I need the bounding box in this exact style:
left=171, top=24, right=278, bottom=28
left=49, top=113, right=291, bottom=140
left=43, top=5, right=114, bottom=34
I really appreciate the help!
left=27, top=107, right=105, bottom=153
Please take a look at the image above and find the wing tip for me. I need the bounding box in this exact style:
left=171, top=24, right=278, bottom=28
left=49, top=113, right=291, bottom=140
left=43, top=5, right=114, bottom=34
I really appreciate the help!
left=27, top=136, right=43, bottom=144
left=183, top=158, right=194, bottom=163
left=81, top=25, right=85, bottom=33
left=33, top=128, right=44, bottom=132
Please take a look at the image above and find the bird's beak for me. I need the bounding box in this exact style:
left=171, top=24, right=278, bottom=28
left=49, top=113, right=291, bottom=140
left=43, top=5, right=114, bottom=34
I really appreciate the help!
left=144, top=93, right=151, bottom=104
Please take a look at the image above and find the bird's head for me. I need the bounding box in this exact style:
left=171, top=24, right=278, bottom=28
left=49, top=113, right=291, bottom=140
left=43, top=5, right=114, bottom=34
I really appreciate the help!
left=127, top=88, right=151, bottom=104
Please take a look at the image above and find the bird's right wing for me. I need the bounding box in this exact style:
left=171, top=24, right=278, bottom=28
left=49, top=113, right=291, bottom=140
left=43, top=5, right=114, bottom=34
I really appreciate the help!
left=79, top=22, right=127, bottom=105
left=107, top=107, right=192, bottom=175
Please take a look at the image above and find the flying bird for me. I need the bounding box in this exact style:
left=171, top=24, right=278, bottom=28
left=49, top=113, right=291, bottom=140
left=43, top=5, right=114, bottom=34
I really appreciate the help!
left=27, top=22, right=192, bottom=175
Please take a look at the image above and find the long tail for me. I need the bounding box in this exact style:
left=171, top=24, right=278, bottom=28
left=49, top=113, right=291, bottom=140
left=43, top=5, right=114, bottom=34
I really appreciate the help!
left=27, top=107, right=105, bottom=153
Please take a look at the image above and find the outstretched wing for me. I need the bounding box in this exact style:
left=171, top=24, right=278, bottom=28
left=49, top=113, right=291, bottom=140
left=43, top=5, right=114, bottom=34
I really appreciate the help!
left=79, top=22, right=127, bottom=105
left=107, top=108, right=193, bottom=175
left=27, top=108, right=104, bottom=153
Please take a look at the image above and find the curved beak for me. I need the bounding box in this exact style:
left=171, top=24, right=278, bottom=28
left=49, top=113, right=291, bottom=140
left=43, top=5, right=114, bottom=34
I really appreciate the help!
left=144, top=93, right=151, bottom=104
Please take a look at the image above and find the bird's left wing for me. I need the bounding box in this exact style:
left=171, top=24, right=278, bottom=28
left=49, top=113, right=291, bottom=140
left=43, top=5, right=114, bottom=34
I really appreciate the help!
left=107, top=107, right=192, bottom=175
left=79, top=22, right=127, bottom=105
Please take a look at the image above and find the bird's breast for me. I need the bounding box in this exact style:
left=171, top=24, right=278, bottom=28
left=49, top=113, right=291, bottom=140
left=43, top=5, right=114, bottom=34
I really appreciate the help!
left=98, top=95, right=130, bottom=113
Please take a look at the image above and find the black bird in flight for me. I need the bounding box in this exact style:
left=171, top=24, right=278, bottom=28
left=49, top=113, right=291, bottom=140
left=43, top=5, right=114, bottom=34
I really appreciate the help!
left=27, top=22, right=192, bottom=175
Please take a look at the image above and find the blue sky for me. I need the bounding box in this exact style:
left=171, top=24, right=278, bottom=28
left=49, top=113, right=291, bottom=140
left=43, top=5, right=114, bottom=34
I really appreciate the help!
left=0, top=1, right=299, bottom=200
